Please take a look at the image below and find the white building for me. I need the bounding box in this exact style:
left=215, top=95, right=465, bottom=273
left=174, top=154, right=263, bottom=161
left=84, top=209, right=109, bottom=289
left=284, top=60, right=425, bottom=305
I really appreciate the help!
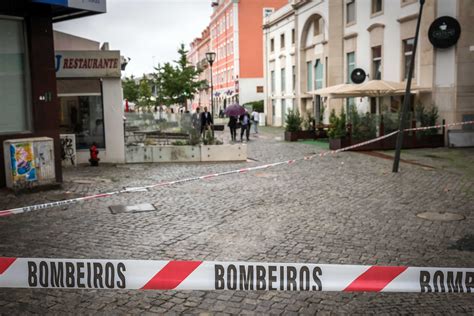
left=264, top=0, right=474, bottom=128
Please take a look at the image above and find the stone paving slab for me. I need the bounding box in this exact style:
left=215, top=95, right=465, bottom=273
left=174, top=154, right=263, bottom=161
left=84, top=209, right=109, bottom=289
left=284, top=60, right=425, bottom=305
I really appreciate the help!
left=0, top=127, right=473, bottom=314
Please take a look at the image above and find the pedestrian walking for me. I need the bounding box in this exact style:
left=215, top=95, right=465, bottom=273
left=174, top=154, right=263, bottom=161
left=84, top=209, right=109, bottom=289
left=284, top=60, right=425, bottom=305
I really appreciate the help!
left=228, top=116, right=238, bottom=141
left=200, top=106, right=213, bottom=136
left=251, top=109, right=259, bottom=133
left=239, top=110, right=251, bottom=142
left=192, top=107, right=201, bottom=134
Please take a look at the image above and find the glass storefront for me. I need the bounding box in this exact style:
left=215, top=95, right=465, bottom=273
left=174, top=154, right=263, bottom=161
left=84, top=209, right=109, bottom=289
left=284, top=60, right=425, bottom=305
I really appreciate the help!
left=0, top=17, right=31, bottom=133
left=58, top=79, right=105, bottom=149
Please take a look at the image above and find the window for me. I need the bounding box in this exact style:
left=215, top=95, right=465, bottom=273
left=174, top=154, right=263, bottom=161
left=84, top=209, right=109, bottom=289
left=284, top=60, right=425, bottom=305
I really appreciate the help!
left=347, top=52, right=355, bottom=83
left=372, top=46, right=382, bottom=80
left=281, top=99, right=286, bottom=123
left=271, top=70, right=275, bottom=93
left=315, top=59, right=323, bottom=90
left=280, top=33, right=285, bottom=49
left=403, top=38, right=415, bottom=79
left=314, top=17, right=321, bottom=35
left=292, top=65, right=296, bottom=92
left=58, top=79, right=105, bottom=149
left=291, top=29, right=295, bottom=45
left=0, top=18, right=31, bottom=133
left=346, top=0, right=356, bottom=25
left=371, top=0, right=383, bottom=14
left=281, top=68, right=286, bottom=93
left=306, top=61, right=313, bottom=92
left=272, top=99, right=276, bottom=124
left=270, top=38, right=275, bottom=52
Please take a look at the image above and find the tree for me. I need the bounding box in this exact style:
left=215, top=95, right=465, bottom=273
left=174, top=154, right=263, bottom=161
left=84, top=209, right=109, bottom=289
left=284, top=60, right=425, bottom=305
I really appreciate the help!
left=152, top=43, right=207, bottom=110
left=122, top=75, right=139, bottom=103
left=137, top=76, right=153, bottom=110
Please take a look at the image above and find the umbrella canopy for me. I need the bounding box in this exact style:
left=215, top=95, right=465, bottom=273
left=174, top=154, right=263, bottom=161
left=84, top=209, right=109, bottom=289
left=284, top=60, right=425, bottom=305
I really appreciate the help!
left=225, top=103, right=246, bottom=116
left=310, top=83, right=356, bottom=97
left=329, top=80, right=420, bottom=98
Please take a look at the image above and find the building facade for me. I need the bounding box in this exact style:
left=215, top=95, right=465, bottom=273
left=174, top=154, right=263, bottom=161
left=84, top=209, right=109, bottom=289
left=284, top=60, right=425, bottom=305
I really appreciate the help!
left=188, top=27, right=211, bottom=110
left=264, top=0, right=474, bottom=128
left=54, top=31, right=125, bottom=164
left=189, top=0, right=287, bottom=114
left=0, top=0, right=105, bottom=187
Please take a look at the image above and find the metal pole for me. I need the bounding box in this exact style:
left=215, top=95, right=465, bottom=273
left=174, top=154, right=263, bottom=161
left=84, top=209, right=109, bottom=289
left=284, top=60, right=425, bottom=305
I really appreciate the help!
left=392, top=0, right=425, bottom=173
left=210, top=64, right=214, bottom=118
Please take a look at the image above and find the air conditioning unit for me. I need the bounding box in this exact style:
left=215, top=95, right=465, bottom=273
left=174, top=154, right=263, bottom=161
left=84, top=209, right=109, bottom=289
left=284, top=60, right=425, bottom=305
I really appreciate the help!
left=3, top=137, right=56, bottom=190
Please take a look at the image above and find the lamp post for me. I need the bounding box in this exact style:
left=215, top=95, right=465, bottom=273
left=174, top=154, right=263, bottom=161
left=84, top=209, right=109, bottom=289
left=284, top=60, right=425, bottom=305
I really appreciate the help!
left=392, top=0, right=425, bottom=173
left=206, top=52, right=216, bottom=118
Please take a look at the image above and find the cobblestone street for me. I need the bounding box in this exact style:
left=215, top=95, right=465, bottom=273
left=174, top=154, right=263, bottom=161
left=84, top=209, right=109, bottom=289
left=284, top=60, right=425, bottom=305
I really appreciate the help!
left=0, top=127, right=473, bottom=314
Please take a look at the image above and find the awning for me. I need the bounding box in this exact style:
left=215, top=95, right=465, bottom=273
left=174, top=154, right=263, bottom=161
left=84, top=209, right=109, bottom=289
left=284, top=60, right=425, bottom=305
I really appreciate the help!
left=328, top=80, right=430, bottom=98
left=31, top=0, right=106, bottom=22
left=309, top=84, right=356, bottom=97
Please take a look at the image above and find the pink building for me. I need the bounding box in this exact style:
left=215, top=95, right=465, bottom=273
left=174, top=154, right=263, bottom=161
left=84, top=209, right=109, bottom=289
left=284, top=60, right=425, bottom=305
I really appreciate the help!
left=190, top=0, right=287, bottom=113
left=188, top=27, right=211, bottom=110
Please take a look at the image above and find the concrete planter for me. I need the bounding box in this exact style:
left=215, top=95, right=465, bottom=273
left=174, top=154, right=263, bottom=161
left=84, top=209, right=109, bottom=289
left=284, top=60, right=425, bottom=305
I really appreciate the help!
left=126, top=144, right=247, bottom=163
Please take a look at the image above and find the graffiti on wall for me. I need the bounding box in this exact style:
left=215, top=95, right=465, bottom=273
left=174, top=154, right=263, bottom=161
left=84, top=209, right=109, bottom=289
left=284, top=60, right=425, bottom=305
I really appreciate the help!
left=10, top=143, right=37, bottom=182
left=60, top=134, right=76, bottom=166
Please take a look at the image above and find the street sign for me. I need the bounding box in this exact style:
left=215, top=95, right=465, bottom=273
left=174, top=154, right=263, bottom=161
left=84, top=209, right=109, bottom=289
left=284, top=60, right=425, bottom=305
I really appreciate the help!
left=428, top=16, right=461, bottom=49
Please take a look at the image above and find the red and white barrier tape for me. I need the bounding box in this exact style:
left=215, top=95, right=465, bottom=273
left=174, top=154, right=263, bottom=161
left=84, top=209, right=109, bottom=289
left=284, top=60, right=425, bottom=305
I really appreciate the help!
left=1, top=120, right=473, bottom=218
left=0, top=257, right=472, bottom=293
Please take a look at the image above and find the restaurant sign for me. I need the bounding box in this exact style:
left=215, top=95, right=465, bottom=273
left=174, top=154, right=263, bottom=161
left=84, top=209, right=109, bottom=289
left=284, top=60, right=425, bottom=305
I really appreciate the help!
left=55, top=51, right=121, bottom=78
left=31, top=0, right=106, bottom=13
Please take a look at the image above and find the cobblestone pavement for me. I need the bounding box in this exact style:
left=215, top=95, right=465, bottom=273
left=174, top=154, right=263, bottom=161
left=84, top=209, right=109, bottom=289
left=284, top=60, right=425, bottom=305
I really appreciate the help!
left=1, top=127, right=473, bottom=315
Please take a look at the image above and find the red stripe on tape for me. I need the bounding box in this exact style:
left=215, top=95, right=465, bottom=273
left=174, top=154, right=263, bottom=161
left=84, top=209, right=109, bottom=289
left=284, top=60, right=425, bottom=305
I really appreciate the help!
left=344, top=266, right=407, bottom=292
left=141, top=261, right=202, bottom=290
left=0, top=257, right=16, bottom=274
left=0, top=211, right=13, bottom=217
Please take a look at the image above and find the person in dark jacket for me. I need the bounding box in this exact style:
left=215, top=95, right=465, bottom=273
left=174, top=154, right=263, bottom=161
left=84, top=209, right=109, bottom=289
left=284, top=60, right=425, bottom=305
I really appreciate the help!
left=228, top=116, right=238, bottom=141
left=200, top=106, right=213, bottom=136
left=239, top=110, right=251, bottom=142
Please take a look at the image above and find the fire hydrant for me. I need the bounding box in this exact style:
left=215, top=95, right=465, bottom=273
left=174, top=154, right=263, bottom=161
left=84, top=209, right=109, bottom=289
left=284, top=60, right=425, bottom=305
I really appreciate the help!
left=89, top=142, right=100, bottom=166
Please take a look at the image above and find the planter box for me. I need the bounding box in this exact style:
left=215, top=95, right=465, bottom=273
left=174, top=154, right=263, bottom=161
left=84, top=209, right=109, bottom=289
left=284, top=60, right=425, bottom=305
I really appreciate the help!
left=126, top=144, right=247, bottom=163
left=201, top=144, right=247, bottom=162
left=329, top=134, right=444, bottom=151
left=284, top=131, right=316, bottom=142
left=329, top=138, right=351, bottom=150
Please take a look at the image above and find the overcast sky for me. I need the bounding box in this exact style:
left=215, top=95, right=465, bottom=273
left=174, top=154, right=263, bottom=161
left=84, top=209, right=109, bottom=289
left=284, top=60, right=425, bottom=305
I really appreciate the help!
left=55, top=0, right=212, bottom=77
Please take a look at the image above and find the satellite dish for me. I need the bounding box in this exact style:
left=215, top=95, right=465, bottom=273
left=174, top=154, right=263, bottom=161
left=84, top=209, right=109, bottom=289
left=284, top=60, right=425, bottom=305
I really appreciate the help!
left=351, top=68, right=366, bottom=84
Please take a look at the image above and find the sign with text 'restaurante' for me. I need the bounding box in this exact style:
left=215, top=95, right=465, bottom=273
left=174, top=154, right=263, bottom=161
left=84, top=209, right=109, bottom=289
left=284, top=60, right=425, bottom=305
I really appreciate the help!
left=32, top=0, right=106, bottom=13
left=55, top=51, right=121, bottom=78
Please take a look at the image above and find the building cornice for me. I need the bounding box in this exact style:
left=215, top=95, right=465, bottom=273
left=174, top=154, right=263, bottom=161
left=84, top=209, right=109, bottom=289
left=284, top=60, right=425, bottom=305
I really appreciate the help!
left=397, top=13, right=418, bottom=23
left=367, top=23, right=385, bottom=32
left=263, top=9, right=295, bottom=29
left=343, top=32, right=358, bottom=40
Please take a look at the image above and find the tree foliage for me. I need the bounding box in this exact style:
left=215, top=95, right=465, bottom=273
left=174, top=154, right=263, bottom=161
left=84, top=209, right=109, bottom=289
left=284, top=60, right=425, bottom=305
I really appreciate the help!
left=152, top=43, right=207, bottom=109
left=122, top=75, right=139, bottom=103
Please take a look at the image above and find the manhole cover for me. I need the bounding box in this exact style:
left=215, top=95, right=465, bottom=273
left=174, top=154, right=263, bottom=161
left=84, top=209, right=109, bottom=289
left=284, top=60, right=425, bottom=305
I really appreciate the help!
left=449, top=235, right=474, bottom=252
left=109, top=203, right=156, bottom=214
left=416, top=212, right=465, bottom=222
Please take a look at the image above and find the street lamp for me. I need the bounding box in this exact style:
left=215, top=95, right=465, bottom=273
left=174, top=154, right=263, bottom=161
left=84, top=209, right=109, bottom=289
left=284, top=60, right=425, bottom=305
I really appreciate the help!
left=206, top=51, right=216, bottom=117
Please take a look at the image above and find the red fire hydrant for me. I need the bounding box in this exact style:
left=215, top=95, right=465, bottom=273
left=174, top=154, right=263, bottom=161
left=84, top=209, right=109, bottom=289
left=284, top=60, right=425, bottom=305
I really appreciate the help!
left=89, top=142, right=100, bottom=166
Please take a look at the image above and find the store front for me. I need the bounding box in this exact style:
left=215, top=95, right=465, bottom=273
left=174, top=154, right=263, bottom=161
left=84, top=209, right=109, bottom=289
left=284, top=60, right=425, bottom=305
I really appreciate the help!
left=0, top=0, right=106, bottom=188
left=55, top=50, right=125, bottom=164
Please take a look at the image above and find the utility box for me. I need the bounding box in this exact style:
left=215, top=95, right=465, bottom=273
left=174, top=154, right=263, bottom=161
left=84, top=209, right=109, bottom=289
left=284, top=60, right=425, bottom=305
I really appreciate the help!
left=3, top=137, right=56, bottom=190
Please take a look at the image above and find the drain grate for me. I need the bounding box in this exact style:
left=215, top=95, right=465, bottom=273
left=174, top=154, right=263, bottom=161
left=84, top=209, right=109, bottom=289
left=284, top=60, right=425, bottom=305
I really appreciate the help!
left=109, top=203, right=156, bottom=214
left=449, top=235, right=474, bottom=252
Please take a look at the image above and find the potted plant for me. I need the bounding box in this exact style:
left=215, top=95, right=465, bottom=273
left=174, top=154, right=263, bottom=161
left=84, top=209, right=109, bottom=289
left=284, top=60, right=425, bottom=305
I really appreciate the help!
left=284, top=109, right=303, bottom=141
left=328, top=109, right=349, bottom=149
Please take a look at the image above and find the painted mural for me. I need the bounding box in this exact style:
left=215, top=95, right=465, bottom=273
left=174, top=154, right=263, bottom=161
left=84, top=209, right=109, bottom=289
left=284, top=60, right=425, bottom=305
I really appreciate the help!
left=10, top=143, right=37, bottom=182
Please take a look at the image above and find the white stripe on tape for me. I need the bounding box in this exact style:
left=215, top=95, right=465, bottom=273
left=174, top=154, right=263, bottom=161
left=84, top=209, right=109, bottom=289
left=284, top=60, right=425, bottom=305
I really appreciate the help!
left=0, top=258, right=472, bottom=293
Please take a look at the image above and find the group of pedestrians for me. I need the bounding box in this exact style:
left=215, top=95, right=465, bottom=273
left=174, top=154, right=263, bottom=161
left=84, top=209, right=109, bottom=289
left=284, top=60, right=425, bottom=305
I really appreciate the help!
left=228, top=109, right=259, bottom=142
